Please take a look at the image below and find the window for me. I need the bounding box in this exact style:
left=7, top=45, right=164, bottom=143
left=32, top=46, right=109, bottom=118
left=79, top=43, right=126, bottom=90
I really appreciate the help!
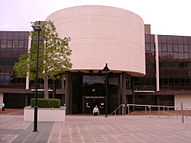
left=167, top=44, right=172, bottom=51
left=1, top=40, right=6, bottom=48
left=186, top=79, right=191, bottom=85
left=173, top=52, right=179, bottom=59
left=4, top=73, right=11, bottom=83
left=184, top=45, right=189, bottom=52
left=161, top=44, right=167, bottom=51
left=169, top=78, right=174, bottom=86
left=173, top=45, right=178, bottom=51
left=178, top=45, right=184, bottom=52
left=183, top=53, right=189, bottom=59
left=13, top=40, right=18, bottom=48
left=180, top=78, right=185, bottom=86
left=179, top=53, right=184, bottom=59
left=175, top=79, right=179, bottom=85
left=0, top=73, right=4, bottom=83
left=18, top=40, right=24, bottom=48
left=145, top=44, right=150, bottom=51
left=7, top=41, right=13, bottom=48
left=151, top=44, right=155, bottom=52
left=164, top=78, right=168, bottom=85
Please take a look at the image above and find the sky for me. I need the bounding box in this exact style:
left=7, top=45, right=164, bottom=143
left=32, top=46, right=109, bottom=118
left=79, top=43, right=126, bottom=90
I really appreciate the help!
left=1, top=0, right=191, bottom=36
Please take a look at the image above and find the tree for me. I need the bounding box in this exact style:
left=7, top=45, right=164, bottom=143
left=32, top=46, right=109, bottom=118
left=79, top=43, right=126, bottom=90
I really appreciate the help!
left=14, top=20, right=72, bottom=98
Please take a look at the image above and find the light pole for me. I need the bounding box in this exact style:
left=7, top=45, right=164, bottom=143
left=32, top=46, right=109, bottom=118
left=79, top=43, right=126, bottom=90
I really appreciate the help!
left=32, top=22, right=41, bottom=132
left=103, top=63, right=110, bottom=117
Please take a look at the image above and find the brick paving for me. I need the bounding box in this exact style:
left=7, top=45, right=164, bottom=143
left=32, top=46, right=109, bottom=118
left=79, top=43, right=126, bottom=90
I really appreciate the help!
left=1, top=112, right=191, bottom=143
left=48, top=115, right=191, bottom=143
left=0, top=109, right=24, bottom=115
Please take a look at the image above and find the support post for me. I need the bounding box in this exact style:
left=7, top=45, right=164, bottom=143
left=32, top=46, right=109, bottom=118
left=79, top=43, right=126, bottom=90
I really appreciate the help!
left=103, top=63, right=110, bottom=117
left=105, top=71, right=108, bottom=117
left=181, top=102, right=184, bottom=123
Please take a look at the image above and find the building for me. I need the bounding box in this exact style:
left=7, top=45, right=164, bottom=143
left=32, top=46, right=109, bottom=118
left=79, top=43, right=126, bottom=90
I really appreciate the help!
left=1, top=5, right=191, bottom=114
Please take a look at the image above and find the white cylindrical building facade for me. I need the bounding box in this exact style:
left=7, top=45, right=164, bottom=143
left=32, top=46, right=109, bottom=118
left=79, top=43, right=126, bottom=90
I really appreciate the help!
left=47, top=5, right=145, bottom=76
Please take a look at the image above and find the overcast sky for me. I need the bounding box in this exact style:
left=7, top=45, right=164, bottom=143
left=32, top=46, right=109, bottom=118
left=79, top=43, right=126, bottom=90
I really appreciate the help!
left=1, top=0, right=191, bottom=36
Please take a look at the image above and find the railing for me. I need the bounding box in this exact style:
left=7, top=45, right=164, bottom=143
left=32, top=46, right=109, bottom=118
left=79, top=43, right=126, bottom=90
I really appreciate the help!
left=110, top=103, right=191, bottom=123
left=110, top=104, right=125, bottom=115
left=126, top=104, right=177, bottom=118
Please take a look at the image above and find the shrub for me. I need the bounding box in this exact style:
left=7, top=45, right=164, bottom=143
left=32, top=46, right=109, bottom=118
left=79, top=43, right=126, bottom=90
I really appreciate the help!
left=31, top=98, right=60, bottom=108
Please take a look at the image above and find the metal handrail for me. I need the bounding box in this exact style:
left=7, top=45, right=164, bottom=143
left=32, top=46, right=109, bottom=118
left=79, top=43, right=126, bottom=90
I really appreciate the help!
left=127, top=103, right=176, bottom=109
left=110, top=103, right=191, bottom=116
left=110, top=104, right=125, bottom=115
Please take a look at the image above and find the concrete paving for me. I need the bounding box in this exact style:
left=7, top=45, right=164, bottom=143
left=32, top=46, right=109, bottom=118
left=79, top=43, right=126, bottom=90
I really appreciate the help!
left=1, top=114, right=191, bottom=143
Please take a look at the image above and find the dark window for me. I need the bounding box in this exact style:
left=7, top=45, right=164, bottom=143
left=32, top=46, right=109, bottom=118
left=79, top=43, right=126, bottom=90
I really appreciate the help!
left=7, top=41, right=13, bottom=48
left=1, top=40, right=6, bottom=48
left=7, top=32, right=13, bottom=39
left=179, top=62, right=185, bottom=68
left=183, top=53, right=189, bottom=59
left=13, top=40, right=18, bottom=48
left=161, top=44, right=167, bottom=51
left=173, top=52, right=179, bottom=59
left=18, top=41, right=24, bottom=48
left=151, top=44, right=155, bottom=52
left=189, top=45, right=191, bottom=52
left=164, top=78, right=168, bottom=85
left=179, top=53, right=184, bottom=59
left=1, top=32, right=7, bottom=39
left=175, top=79, right=179, bottom=85
left=183, top=37, right=189, bottom=44
left=180, top=78, right=185, bottom=86
left=173, top=45, right=178, bottom=51
left=0, top=57, right=18, bottom=65
left=166, top=36, right=172, bottom=43
left=145, top=44, right=150, bottom=51
left=0, top=73, right=4, bottom=83
left=4, top=73, right=11, bottom=83
left=179, top=45, right=184, bottom=52
left=167, top=44, right=172, bottom=51
left=184, top=45, right=189, bottom=52
left=186, top=79, right=191, bottom=85
left=169, top=78, right=174, bottom=86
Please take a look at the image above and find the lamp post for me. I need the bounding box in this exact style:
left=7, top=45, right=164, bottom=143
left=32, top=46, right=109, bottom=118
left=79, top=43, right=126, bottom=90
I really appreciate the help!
left=32, top=22, right=41, bottom=132
left=103, top=63, right=110, bottom=117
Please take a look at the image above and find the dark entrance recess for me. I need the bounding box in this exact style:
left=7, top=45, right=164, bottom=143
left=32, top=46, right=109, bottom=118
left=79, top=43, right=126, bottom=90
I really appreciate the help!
left=82, top=96, right=105, bottom=114
left=68, top=73, right=120, bottom=114
left=3, top=93, right=26, bottom=108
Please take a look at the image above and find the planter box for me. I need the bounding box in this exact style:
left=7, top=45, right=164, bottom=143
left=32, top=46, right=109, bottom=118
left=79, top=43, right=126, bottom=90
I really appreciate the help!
left=24, top=106, right=65, bottom=122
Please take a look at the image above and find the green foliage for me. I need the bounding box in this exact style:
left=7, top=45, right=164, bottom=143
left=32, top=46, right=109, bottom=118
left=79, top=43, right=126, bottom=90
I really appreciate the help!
left=31, top=98, right=60, bottom=108
left=13, top=20, right=72, bottom=98
left=13, top=20, right=72, bottom=80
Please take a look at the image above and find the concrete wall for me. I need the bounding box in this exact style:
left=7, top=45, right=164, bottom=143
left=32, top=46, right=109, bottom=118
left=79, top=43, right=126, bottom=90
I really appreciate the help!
left=24, top=107, right=65, bottom=121
left=47, top=5, right=145, bottom=76
left=175, top=95, right=191, bottom=110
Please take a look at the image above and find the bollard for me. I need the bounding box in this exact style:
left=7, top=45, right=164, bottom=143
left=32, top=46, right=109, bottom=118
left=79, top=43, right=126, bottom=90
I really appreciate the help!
left=149, top=105, right=151, bottom=119
left=158, top=105, right=160, bottom=118
left=145, top=106, right=147, bottom=115
left=128, top=105, right=130, bottom=115
left=181, top=102, right=184, bottom=123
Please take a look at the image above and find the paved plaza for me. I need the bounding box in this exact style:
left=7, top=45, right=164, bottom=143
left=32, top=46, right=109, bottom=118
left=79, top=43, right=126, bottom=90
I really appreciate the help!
left=1, top=113, right=191, bottom=143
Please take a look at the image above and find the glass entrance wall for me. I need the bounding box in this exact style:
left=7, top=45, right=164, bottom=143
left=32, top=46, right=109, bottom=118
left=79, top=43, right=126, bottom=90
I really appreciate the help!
left=108, top=76, right=119, bottom=113
left=83, top=96, right=105, bottom=114
left=82, top=75, right=106, bottom=114
left=83, top=75, right=105, bottom=97
left=70, top=73, right=120, bottom=114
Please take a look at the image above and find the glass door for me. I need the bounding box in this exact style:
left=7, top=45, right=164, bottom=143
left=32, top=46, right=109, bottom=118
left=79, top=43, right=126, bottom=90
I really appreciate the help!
left=82, top=96, right=105, bottom=114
